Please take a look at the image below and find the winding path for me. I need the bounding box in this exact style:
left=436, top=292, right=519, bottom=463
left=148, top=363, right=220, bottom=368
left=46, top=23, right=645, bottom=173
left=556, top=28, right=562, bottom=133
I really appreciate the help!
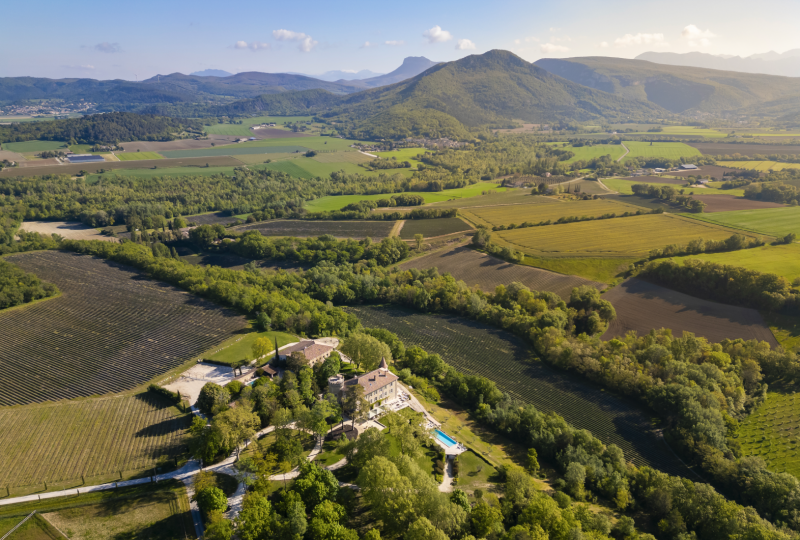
left=617, top=142, right=630, bottom=162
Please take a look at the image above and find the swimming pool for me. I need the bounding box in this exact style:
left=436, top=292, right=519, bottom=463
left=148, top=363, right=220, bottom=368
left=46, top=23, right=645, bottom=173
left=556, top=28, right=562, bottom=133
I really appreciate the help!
left=434, top=429, right=457, bottom=447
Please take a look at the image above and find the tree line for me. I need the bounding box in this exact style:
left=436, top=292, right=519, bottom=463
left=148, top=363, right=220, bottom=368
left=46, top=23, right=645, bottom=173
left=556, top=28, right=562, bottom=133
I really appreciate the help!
left=0, top=259, right=59, bottom=309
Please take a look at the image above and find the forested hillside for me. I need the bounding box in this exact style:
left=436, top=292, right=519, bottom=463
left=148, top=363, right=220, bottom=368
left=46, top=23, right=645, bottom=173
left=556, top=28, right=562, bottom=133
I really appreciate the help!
left=0, top=112, right=202, bottom=144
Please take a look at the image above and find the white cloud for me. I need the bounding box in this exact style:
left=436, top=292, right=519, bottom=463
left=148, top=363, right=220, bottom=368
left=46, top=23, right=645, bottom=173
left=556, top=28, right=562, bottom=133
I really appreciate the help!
left=549, top=27, right=561, bottom=32
left=614, top=33, right=667, bottom=47
left=234, top=41, right=270, bottom=51
left=540, top=43, right=570, bottom=54
left=682, top=24, right=716, bottom=47
left=92, top=42, right=122, bottom=53
left=273, top=29, right=318, bottom=52
left=599, top=41, right=609, bottom=48
left=456, top=39, right=476, bottom=50
left=423, top=25, right=453, bottom=44
left=360, top=41, right=376, bottom=48
left=385, top=40, right=405, bottom=46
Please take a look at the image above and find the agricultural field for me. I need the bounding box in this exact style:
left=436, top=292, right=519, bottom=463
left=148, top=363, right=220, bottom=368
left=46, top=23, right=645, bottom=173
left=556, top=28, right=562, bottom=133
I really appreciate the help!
left=560, top=143, right=627, bottom=162
left=521, top=255, right=637, bottom=284
left=204, top=115, right=314, bottom=137
left=398, top=245, right=603, bottom=299
left=620, top=126, right=730, bottom=139
left=234, top=219, right=395, bottom=239
left=689, top=143, right=800, bottom=156
left=0, top=251, right=247, bottom=406
left=461, top=198, right=644, bottom=228
left=312, top=151, right=372, bottom=164
left=261, top=156, right=411, bottom=180
left=204, top=329, right=298, bottom=365
left=304, top=182, right=507, bottom=212
left=18, top=221, right=115, bottom=242
left=602, top=177, right=745, bottom=196
left=183, top=211, right=243, bottom=226
left=160, top=145, right=307, bottom=159
left=671, top=243, right=800, bottom=282
left=429, top=189, right=556, bottom=209
left=346, top=305, right=691, bottom=476
left=2, top=140, right=68, bottom=153
left=684, top=206, right=800, bottom=237
left=115, top=151, right=163, bottom=161
left=0, top=392, right=188, bottom=491
left=689, top=194, right=785, bottom=213
left=0, top=156, right=244, bottom=179
left=718, top=160, right=800, bottom=172
left=736, top=389, right=800, bottom=477
left=374, top=147, right=427, bottom=166
left=0, top=481, right=194, bottom=540
left=398, top=218, right=473, bottom=239
left=602, top=278, right=777, bottom=345
left=234, top=135, right=359, bottom=152
left=496, top=214, right=761, bottom=258
left=622, top=141, right=702, bottom=161
left=85, top=163, right=244, bottom=182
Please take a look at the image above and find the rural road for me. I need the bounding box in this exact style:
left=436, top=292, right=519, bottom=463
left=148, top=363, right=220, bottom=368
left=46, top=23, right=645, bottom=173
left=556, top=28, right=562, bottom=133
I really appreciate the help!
left=617, top=142, right=629, bottom=162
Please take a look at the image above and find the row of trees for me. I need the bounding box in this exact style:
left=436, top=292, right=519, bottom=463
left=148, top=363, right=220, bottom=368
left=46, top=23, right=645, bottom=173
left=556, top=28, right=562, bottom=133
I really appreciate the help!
left=630, top=184, right=706, bottom=213
left=647, top=233, right=766, bottom=259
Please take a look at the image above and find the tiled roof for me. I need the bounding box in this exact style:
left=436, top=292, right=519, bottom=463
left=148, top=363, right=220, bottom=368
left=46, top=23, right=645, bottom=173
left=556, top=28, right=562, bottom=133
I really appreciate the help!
left=300, top=343, right=333, bottom=360
left=344, top=367, right=397, bottom=395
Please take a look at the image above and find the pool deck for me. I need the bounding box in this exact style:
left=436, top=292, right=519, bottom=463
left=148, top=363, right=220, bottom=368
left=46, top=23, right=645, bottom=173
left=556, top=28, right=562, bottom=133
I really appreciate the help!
left=433, top=429, right=467, bottom=456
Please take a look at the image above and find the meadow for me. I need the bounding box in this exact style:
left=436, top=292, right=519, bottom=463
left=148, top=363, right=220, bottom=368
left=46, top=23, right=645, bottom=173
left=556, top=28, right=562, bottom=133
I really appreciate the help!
left=86, top=163, right=246, bottom=182
left=495, top=214, right=762, bottom=257
left=429, top=189, right=551, bottom=209
left=619, top=126, right=730, bottom=139
left=683, top=206, right=800, bottom=237
left=160, top=145, right=308, bottom=159
left=304, top=182, right=507, bottom=212
left=234, top=219, right=395, bottom=239
left=262, top=156, right=415, bottom=180
left=562, top=144, right=627, bottom=162
left=312, top=151, right=373, bottom=164
left=346, top=305, right=691, bottom=476
left=737, top=389, right=800, bottom=478
left=374, top=147, right=427, bottom=166
left=115, top=151, right=163, bottom=161
left=670, top=243, right=800, bottom=282
left=461, top=198, right=645, bottom=228
left=233, top=135, right=359, bottom=152
left=622, top=141, right=703, bottom=161
left=0, top=392, right=188, bottom=492
left=0, top=481, right=194, bottom=540
left=398, top=218, right=473, bottom=239
left=717, top=160, right=800, bottom=172
left=204, top=329, right=298, bottom=365
left=602, top=177, right=745, bottom=197
left=203, top=115, right=314, bottom=137
left=0, top=251, right=246, bottom=406
left=2, top=140, right=68, bottom=153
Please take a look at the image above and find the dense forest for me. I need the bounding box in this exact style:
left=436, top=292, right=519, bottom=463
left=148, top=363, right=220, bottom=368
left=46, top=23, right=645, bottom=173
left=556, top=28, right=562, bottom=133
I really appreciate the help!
left=0, top=112, right=202, bottom=144
left=0, top=259, right=59, bottom=309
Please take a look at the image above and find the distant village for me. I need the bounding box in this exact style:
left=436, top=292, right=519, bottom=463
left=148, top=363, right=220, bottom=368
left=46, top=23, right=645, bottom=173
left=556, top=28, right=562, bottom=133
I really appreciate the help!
left=0, top=99, right=95, bottom=121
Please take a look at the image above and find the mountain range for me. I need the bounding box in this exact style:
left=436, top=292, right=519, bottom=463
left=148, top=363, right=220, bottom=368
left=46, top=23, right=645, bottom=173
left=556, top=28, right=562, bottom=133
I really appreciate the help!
left=190, top=69, right=234, bottom=77
left=636, top=50, right=800, bottom=78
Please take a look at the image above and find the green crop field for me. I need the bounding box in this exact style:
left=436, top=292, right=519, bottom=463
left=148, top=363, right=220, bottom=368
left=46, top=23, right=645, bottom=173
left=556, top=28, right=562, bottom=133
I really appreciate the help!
left=305, top=182, right=507, bottom=212
left=0, top=251, right=246, bottom=406
left=86, top=164, right=246, bottom=182
left=429, top=189, right=552, bottom=209
left=602, top=177, right=745, bottom=197
left=160, top=145, right=308, bottom=159
left=262, top=156, right=415, bottom=180
left=620, top=126, right=730, bottom=139
left=234, top=135, right=359, bottom=152
left=563, top=144, right=627, bottom=162
left=205, top=329, right=298, bottom=365
left=683, top=206, right=800, bottom=237
left=671, top=243, right=800, bottom=282
left=718, top=160, right=800, bottom=172
left=461, top=198, right=644, bottom=228
left=398, top=218, right=473, bottom=239
left=346, top=305, right=690, bottom=475
left=496, top=214, right=763, bottom=257
left=736, top=390, right=800, bottom=478
left=623, top=141, right=702, bottom=161
left=204, top=115, right=314, bottom=137
left=0, top=481, right=194, bottom=540
left=116, top=151, right=164, bottom=161
left=374, top=147, right=427, bottom=166
left=2, top=140, right=68, bottom=153
left=313, top=151, right=372, bottom=164
left=0, top=392, right=188, bottom=492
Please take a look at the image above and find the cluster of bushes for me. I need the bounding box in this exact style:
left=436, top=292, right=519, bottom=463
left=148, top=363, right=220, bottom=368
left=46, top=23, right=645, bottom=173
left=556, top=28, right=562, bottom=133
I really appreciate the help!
left=147, top=384, right=182, bottom=405
left=745, top=182, right=800, bottom=205
left=630, top=183, right=706, bottom=212
left=361, top=157, right=413, bottom=170
left=0, top=259, right=59, bottom=309
left=471, top=226, right=525, bottom=264
left=491, top=208, right=660, bottom=232
left=648, top=233, right=765, bottom=259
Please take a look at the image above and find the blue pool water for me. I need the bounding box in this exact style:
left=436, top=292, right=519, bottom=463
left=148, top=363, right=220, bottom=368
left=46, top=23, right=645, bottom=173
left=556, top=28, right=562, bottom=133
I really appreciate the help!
left=435, top=429, right=457, bottom=447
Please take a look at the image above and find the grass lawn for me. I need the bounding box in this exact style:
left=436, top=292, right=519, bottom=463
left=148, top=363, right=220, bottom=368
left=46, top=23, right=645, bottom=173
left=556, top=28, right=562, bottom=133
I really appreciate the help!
left=456, top=450, right=501, bottom=493
left=602, top=177, right=744, bottom=197
left=239, top=430, right=316, bottom=461
left=682, top=206, right=800, bottom=237
left=521, top=255, right=637, bottom=284
left=763, top=312, right=800, bottom=352
left=3, top=140, right=68, bottom=153
left=622, top=140, right=702, bottom=161
left=563, top=144, right=627, bottom=163
left=0, top=514, right=64, bottom=539
left=204, top=328, right=298, bottom=366
left=116, top=152, right=164, bottom=161
left=312, top=439, right=346, bottom=467
left=670, top=243, right=800, bottom=282
left=718, top=160, right=800, bottom=172
left=0, top=481, right=193, bottom=540
left=305, top=182, right=507, bottom=212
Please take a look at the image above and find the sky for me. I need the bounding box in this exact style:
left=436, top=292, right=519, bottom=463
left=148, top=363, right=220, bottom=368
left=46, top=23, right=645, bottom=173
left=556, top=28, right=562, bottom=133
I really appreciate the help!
left=3, top=0, right=800, bottom=80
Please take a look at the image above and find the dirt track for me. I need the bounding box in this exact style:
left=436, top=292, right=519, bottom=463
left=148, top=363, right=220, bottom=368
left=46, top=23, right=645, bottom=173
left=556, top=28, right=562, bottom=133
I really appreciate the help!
left=398, top=245, right=604, bottom=299
left=602, top=278, right=777, bottom=345
left=691, top=194, right=785, bottom=213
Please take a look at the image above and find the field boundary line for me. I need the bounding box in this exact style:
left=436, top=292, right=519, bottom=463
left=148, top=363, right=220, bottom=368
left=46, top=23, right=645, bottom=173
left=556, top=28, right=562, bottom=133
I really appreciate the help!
left=0, top=511, right=37, bottom=540
left=666, top=213, right=775, bottom=240
left=617, top=143, right=630, bottom=162
left=389, top=220, right=405, bottom=238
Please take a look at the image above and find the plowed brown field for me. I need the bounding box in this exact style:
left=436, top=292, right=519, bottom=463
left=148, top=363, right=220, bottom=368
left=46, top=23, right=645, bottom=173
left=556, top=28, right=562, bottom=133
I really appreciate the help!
left=602, top=278, right=777, bottom=345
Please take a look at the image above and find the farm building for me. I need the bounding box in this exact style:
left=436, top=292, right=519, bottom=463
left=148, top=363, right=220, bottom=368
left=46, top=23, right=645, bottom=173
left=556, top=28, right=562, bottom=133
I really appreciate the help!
left=680, top=164, right=698, bottom=170
left=329, top=358, right=398, bottom=405
left=277, top=340, right=334, bottom=366
left=67, top=154, right=105, bottom=163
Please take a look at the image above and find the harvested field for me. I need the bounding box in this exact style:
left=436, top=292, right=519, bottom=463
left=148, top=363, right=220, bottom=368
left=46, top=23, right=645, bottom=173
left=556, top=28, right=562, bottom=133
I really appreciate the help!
left=462, top=199, right=644, bottom=229
left=0, top=156, right=243, bottom=178
left=0, top=251, right=247, bottom=406
left=669, top=165, right=739, bottom=178
left=234, top=219, right=395, bottom=239
left=398, top=245, right=603, bottom=299
left=571, top=180, right=610, bottom=195
left=160, top=146, right=307, bottom=159
left=184, top=211, right=243, bottom=227
left=0, top=150, right=25, bottom=162
left=347, top=305, right=692, bottom=476
left=430, top=191, right=560, bottom=209
left=18, top=158, right=61, bottom=168
left=18, top=221, right=116, bottom=242
left=115, top=151, right=163, bottom=161
left=602, top=278, right=777, bottom=345
left=118, top=135, right=237, bottom=153
left=312, top=151, right=371, bottom=164
left=0, top=392, right=188, bottom=490
left=598, top=194, right=674, bottom=211
left=496, top=214, right=762, bottom=258
left=398, top=218, right=473, bottom=239
left=689, top=142, right=800, bottom=156
left=619, top=175, right=687, bottom=185
left=690, top=194, right=785, bottom=213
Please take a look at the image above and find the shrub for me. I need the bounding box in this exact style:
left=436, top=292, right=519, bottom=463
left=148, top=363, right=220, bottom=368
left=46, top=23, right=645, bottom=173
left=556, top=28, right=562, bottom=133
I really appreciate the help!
left=225, top=380, right=243, bottom=397
left=147, top=383, right=181, bottom=404
left=194, top=486, right=227, bottom=517
left=553, top=491, right=572, bottom=509
left=197, top=382, right=231, bottom=416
